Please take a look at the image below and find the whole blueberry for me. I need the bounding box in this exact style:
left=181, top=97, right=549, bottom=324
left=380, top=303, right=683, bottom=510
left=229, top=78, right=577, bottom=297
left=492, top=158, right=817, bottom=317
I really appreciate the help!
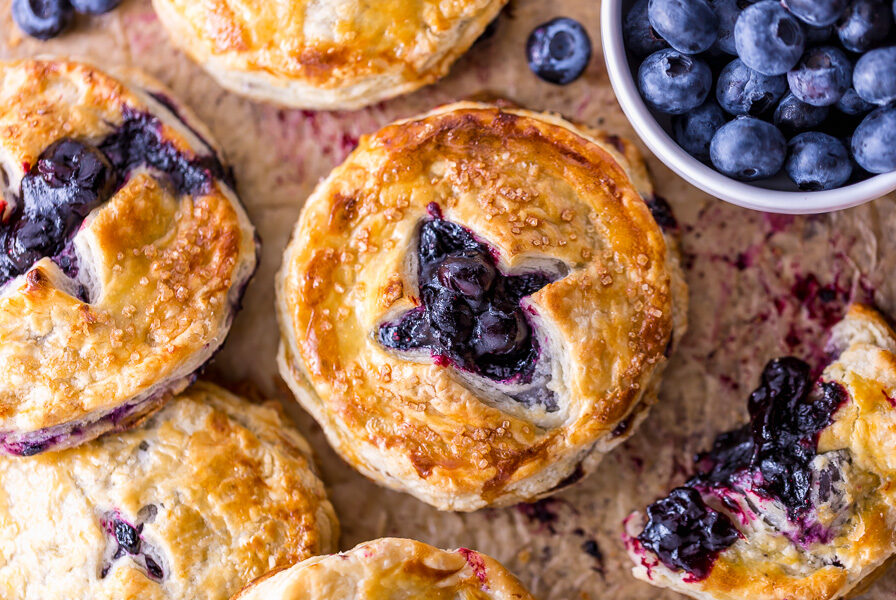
left=837, top=0, right=892, bottom=53
left=436, top=255, right=495, bottom=300
left=638, top=50, right=712, bottom=114
left=710, top=116, right=787, bottom=180
left=473, top=310, right=528, bottom=356
left=624, top=0, right=669, bottom=57
left=783, top=0, right=849, bottom=26
left=852, top=107, right=896, bottom=173
left=69, top=0, right=120, bottom=14
left=785, top=132, right=852, bottom=190
left=526, top=18, right=592, bottom=85
left=11, top=0, right=74, bottom=39
left=774, top=93, right=830, bottom=134
left=836, top=87, right=874, bottom=115
left=716, top=58, right=788, bottom=115
left=787, top=46, right=852, bottom=107
left=673, top=101, right=728, bottom=162
left=805, top=24, right=835, bottom=42
left=709, top=0, right=741, bottom=54
left=648, top=0, right=719, bottom=54
left=735, top=1, right=806, bottom=75
left=853, top=47, right=896, bottom=106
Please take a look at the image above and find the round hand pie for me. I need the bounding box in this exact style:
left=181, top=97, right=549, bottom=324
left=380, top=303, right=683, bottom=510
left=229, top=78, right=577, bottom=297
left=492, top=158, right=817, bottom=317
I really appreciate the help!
left=232, top=537, right=535, bottom=600
left=151, top=0, right=508, bottom=110
left=625, top=305, right=896, bottom=600
left=276, top=101, right=687, bottom=511
left=0, top=381, right=338, bottom=600
left=0, top=59, right=257, bottom=455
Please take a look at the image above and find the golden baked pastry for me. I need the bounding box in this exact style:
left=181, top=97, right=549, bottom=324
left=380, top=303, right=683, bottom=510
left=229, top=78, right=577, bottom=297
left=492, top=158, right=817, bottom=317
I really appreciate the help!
left=276, top=101, right=687, bottom=511
left=151, top=0, right=508, bottom=110
left=624, top=304, right=896, bottom=600
left=0, top=59, right=257, bottom=455
left=0, top=381, right=338, bottom=600
left=231, top=537, right=535, bottom=599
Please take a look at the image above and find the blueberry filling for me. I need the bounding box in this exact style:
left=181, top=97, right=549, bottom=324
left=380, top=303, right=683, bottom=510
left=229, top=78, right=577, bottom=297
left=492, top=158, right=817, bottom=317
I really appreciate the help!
left=0, top=109, right=228, bottom=289
left=377, top=209, right=559, bottom=386
left=101, top=510, right=166, bottom=581
left=637, top=357, right=849, bottom=579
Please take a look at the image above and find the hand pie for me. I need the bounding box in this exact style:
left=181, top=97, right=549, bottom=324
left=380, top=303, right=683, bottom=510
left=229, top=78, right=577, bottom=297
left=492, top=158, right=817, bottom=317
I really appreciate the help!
left=0, top=59, right=258, bottom=455
left=151, top=0, right=508, bottom=110
left=624, top=304, right=896, bottom=600
left=231, top=537, right=535, bottom=599
left=276, top=101, right=688, bottom=511
left=0, top=381, right=338, bottom=600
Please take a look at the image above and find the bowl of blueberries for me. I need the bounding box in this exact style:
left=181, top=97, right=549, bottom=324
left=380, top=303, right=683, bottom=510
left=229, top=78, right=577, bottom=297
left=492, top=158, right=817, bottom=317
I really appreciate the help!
left=602, top=0, right=896, bottom=213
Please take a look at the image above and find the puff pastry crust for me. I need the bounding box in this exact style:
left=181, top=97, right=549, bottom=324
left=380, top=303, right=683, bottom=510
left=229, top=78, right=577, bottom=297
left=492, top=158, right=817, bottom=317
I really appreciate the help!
left=231, top=537, right=535, bottom=600
left=0, top=381, right=338, bottom=600
left=0, top=59, right=257, bottom=454
left=276, top=101, right=688, bottom=511
left=151, top=0, right=508, bottom=110
left=624, top=304, right=896, bottom=600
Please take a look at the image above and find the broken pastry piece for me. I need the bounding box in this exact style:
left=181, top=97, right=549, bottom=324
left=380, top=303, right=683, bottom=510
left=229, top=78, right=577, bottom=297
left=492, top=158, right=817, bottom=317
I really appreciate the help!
left=624, top=304, right=896, bottom=600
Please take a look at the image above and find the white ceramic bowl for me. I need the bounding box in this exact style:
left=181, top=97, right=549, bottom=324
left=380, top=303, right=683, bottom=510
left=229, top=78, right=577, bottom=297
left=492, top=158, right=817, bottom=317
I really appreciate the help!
left=600, top=0, right=896, bottom=214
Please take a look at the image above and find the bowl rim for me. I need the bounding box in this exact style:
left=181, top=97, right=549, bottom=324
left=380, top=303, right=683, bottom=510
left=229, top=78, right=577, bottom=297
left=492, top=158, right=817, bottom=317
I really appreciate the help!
left=599, top=0, right=896, bottom=215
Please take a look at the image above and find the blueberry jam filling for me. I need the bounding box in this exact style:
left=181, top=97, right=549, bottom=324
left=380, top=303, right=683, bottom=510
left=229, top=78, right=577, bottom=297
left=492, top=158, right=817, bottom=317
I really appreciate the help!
left=0, top=110, right=227, bottom=289
left=100, top=509, right=165, bottom=581
left=378, top=208, right=559, bottom=387
left=637, top=357, right=848, bottom=579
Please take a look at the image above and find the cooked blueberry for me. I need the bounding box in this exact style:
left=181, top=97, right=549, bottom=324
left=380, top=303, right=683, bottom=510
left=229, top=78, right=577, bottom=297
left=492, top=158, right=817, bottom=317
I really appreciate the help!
left=113, top=520, right=141, bottom=555
left=774, top=93, right=830, bottom=135
left=423, top=288, right=473, bottom=343
left=710, top=116, right=787, bottom=180
left=709, top=0, right=741, bottom=54
left=783, top=0, right=849, bottom=26
left=785, top=132, right=852, bottom=190
left=144, top=556, right=164, bottom=580
left=473, top=310, right=528, bottom=356
left=853, top=47, right=896, bottom=106
left=787, top=46, right=852, bottom=107
left=852, top=107, right=896, bottom=173
left=637, top=487, right=740, bottom=580
left=526, top=18, right=592, bottom=85
left=638, top=49, right=712, bottom=114
left=11, top=0, right=74, bottom=40
left=624, top=0, right=669, bottom=57
left=716, top=58, right=788, bottom=115
left=69, top=0, right=120, bottom=13
left=648, top=0, right=718, bottom=54
left=735, top=1, right=806, bottom=76
left=673, top=100, right=728, bottom=161
left=835, top=87, right=874, bottom=115
left=837, top=0, right=893, bottom=52
left=436, top=255, right=495, bottom=300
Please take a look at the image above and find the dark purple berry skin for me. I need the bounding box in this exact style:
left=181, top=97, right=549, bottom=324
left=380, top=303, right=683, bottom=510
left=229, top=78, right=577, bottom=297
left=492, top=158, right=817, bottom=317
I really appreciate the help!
left=526, top=18, right=592, bottom=85
left=638, top=49, right=712, bottom=114
left=853, top=47, right=896, bottom=106
left=673, top=100, right=728, bottom=162
left=774, top=93, right=830, bottom=135
left=709, top=0, right=742, bottom=54
left=852, top=107, right=896, bottom=173
left=710, top=116, right=787, bottom=180
left=735, top=1, right=806, bottom=76
left=648, top=0, right=719, bottom=54
left=11, top=0, right=73, bottom=39
left=716, top=58, right=788, bottom=116
left=783, top=0, right=849, bottom=26
left=624, top=0, right=669, bottom=57
left=69, top=0, right=121, bottom=14
left=837, top=0, right=893, bottom=53
left=785, top=132, right=853, bottom=190
left=787, top=46, right=853, bottom=107
left=835, top=88, right=874, bottom=115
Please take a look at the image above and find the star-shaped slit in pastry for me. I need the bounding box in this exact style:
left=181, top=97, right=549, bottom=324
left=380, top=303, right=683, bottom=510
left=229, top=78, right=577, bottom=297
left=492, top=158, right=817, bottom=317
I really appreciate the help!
left=100, top=506, right=166, bottom=581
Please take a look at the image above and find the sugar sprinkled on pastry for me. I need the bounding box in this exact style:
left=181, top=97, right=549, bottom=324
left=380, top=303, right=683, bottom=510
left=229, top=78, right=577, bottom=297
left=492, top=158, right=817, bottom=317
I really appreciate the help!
left=0, top=381, right=338, bottom=600
left=231, top=537, right=535, bottom=600
left=624, top=304, right=896, bottom=600
left=151, top=0, right=508, bottom=110
left=276, top=101, right=688, bottom=511
left=0, top=58, right=258, bottom=455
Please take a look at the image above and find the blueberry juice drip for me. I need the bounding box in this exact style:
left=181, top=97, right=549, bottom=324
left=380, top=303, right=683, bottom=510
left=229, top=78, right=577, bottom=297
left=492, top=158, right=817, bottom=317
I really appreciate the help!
left=378, top=209, right=558, bottom=385
left=637, top=357, right=848, bottom=580
left=0, top=110, right=226, bottom=289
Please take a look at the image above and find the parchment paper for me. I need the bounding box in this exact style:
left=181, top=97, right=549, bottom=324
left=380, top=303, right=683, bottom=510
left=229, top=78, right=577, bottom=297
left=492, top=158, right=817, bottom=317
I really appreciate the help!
left=3, top=2, right=896, bottom=597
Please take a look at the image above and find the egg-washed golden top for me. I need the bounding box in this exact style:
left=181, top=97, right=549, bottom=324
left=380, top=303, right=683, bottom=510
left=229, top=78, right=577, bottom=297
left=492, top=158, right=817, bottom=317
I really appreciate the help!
left=625, top=304, right=896, bottom=600
left=232, top=538, right=534, bottom=600
left=0, top=381, right=339, bottom=600
left=277, top=102, right=686, bottom=511
left=0, top=59, right=257, bottom=436
left=151, top=0, right=505, bottom=87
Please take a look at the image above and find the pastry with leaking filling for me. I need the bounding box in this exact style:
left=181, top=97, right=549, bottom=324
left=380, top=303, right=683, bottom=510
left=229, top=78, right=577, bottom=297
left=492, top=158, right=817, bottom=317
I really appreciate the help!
left=0, top=59, right=258, bottom=455
left=231, top=537, right=535, bottom=600
left=151, top=0, right=508, bottom=110
left=0, top=381, right=339, bottom=600
left=624, top=304, right=896, bottom=600
left=276, top=101, right=688, bottom=511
